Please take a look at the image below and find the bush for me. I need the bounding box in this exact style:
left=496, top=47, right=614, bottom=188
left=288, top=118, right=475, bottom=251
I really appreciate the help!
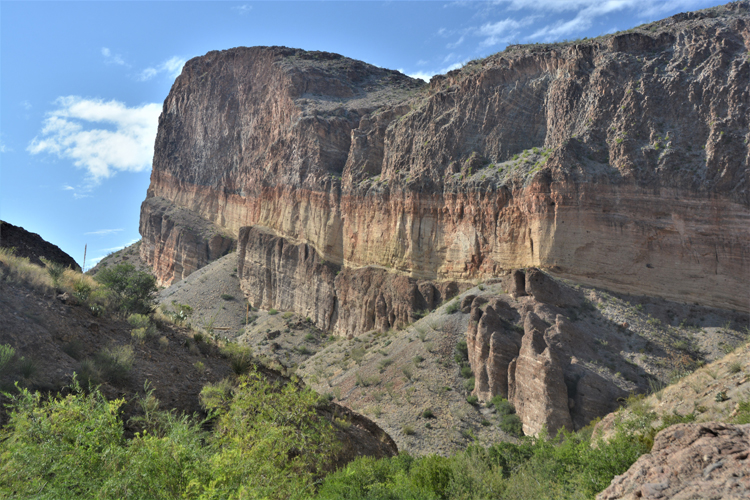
left=220, top=294, right=234, bottom=301
left=221, top=343, right=254, bottom=376
left=463, top=377, right=475, bottom=392
left=499, top=414, right=523, bottom=437
left=40, top=257, right=66, bottom=288
left=0, top=344, right=16, bottom=374
left=466, top=395, right=479, bottom=405
left=268, top=308, right=278, bottom=315
left=94, top=263, right=157, bottom=315
left=94, top=345, right=134, bottom=383
left=422, top=408, right=435, bottom=419
left=444, top=299, right=460, bottom=314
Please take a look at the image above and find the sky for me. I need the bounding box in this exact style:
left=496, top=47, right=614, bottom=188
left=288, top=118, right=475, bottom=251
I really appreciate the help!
left=0, top=0, right=727, bottom=270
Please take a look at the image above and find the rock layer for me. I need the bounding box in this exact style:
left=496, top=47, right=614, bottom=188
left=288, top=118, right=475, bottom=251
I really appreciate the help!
left=467, top=269, right=630, bottom=436
left=141, top=4, right=750, bottom=331
left=237, top=226, right=466, bottom=337
left=597, top=422, right=750, bottom=500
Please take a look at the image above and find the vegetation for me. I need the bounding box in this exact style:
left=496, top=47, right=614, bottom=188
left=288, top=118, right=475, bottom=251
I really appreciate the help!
left=0, top=372, right=339, bottom=500
left=94, top=263, right=158, bottom=315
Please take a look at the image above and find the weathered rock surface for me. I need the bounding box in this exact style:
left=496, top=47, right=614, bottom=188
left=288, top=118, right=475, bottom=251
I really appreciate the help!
left=468, top=268, right=630, bottom=435
left=142, top=3, right=750, bottom=333
left=0, top=220, right=81, bottom=272
left=597, top=422, right=750, bottom=500
left=237, top=226, right=466, bottom=337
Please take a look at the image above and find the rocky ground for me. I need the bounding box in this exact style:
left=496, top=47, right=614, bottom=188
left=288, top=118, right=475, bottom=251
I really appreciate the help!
left=136, top=241, right=749, bottom=454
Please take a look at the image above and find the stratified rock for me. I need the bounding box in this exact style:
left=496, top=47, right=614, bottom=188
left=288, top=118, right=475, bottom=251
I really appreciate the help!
left=468, top=290, right=628, bottom=435
left=468, top=301, right=522, bottom=401
left=0, top=220, right=80, bottom=271
left=525, top=268, right=580, bottom=308
left=597, top=423, right=750, bottom=500
left=141, top=4, right=750, bottom=330
left=238, top=226, right=464, bottom=337
left=508, top=312, right=574, bottom=436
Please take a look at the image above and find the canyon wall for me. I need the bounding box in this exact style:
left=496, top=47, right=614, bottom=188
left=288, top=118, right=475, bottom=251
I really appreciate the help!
left=141, top=3, right=750, bottom=335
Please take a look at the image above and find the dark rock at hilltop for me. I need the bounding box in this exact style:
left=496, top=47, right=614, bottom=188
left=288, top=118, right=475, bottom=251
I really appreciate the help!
left=0, top=220, right=80, bottom=271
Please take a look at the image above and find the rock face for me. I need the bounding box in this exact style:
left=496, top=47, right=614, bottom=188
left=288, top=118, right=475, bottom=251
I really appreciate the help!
left=141, top=3, right=750, bottom=335
left=0, top=220, right=81, bottom=272
left=467, top=268, right=629, bottom=436
left=597, top=422, right=750, bottom=500
left=237, top=225, right=466, bottom=337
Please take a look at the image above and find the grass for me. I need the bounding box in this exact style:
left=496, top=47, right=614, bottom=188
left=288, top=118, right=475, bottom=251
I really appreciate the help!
left=220, top=293, right=234, bottom=301
left=444, top=299, right=460, bottom=314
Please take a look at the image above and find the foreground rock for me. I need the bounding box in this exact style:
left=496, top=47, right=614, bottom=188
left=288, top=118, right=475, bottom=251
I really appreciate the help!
left=598, top=422, right=750, bottom=500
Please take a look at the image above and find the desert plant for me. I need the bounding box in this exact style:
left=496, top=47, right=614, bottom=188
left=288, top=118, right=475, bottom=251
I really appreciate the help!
left=422, top=408, right=435, bottom=419
left=220, top=294, right=234, bottom=301
left=94, top=263, right=157, bottom=315
left=401, top=365, right=414, bottom=380
left=729, top=362, right=743, bottom=374
left=18, top=357, right=38, bottom=380
left=221, top=343, right=254, bottom=376
left=0, top=344, right=16, bottom=374
left=444, top=299, right=460, bottom=314
left=40, top=257, right=66, bottom=289
left=94, top=345, right=134, bottom=383
left=402, top=425, right=416, bottom=436
left=466, top=395, right=479, bottom=405
left=268, top=308, right=278, bottom=315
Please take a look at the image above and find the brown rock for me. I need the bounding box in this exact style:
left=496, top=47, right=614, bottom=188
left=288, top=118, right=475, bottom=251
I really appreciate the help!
left=597, top=423, right=750, bottom=500
left=142, top=5, right=750, bottom=321
left=525, top=268, right=580, bottom=308
left=508, top=312, right=574, bottom=436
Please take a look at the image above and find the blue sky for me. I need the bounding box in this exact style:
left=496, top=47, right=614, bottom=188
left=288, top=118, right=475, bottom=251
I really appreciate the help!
left=0, top=0, right=726, bottom=269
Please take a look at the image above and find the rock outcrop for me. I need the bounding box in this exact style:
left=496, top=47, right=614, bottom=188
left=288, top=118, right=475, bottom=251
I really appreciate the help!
left=141, top=3, right=750, bottom=336
left=0, top=220, right=81, bottom=272
left=237, top=225, right=466, bottom=337
left=597, top=422, right=750, bottom=500
left=467, top=268, right=630, bottom=436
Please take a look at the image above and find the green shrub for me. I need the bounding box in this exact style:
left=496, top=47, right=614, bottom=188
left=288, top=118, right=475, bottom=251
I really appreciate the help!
left=268, top=308, right=279, bottom=315
left=455, top=340, right=469, bottom=364
left=94, top=263, right=157, bottom=315
left=402, top=425, right=416, bottom=436
left=221, top=343, right=254, bottom=376
left=444, top=300, right=460, bottom=314
left=422, top=408, right=435, bottom=419
left=499, top=414, right=524, bottom=437
left=94, top=345, right=134, bottom=383
left=220, top=294, right=234, bottom=301
left=463, top=377, right=475, bottom=392
left=460, top=363, right=473, bottom=378
left=466, top=395, right=479, bottom=405
left=40, top=257, right=66, bottom=288
left=0, top=344, right=16, bottom=374
left=18, top=356, right=37, bottom=380
left=733, top=399, right=750, bottom=424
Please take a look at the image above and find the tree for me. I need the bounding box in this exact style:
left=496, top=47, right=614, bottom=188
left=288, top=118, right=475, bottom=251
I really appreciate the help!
left=94, top=263, right=157, bottom=315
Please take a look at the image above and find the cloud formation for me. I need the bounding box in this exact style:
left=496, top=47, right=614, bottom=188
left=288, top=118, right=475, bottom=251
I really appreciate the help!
left=84, top=228, right=123, bottom=236
left=28, top=96, right=162, bottom=183
left=138, top=56, right=186, bottom=81
left=101, top=47, right=127, bottom=66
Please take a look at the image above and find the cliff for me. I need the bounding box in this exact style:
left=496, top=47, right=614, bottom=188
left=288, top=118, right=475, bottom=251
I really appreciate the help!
left=141, top=2, right=750, bottom=339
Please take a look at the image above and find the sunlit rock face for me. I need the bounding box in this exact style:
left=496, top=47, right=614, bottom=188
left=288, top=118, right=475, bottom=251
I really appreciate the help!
left=141, top=3, right=750, bottom=334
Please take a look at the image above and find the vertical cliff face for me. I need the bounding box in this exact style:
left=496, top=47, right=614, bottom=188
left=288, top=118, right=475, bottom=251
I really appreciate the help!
left=142, top=3, right=750, bottom=335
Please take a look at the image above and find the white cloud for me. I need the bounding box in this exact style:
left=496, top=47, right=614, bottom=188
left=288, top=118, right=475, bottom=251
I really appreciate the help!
left=101, top=47, right=127, bottom=66
left=406, top=62, right=465, bottom=82
left=233, top=4, right=252, bottom=14
left=85, top=228, right=123, bottom=236
left=138, top=56, right=186, bottom=82
left=0, top=141, right=8, bottom=153
left=28, top=96, right=162, bottom=183
left=20, top=100, right=32, bottom=110
left=62, top=185, right=74, bottom=190
left=447, top=35, right=465, bottom=49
